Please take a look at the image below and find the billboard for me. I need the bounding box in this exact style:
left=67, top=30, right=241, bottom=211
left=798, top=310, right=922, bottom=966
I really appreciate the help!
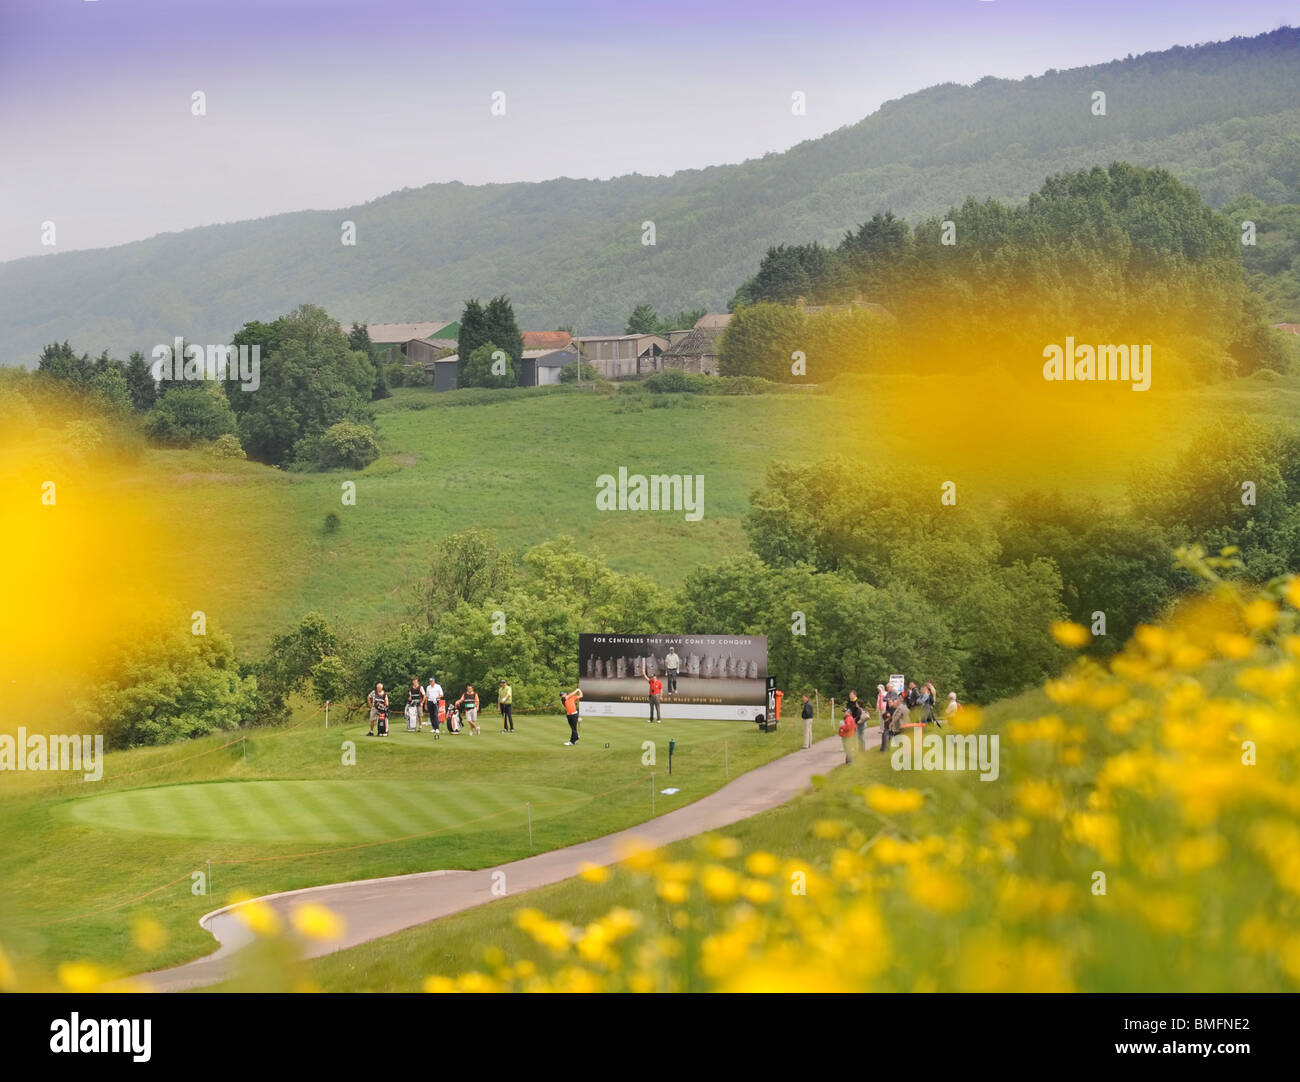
left=579, top=634, right=768, bottom=721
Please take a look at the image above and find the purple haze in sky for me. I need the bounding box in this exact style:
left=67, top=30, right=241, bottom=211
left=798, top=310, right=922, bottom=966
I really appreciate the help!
left=0, top=0, right=1293, bottom=260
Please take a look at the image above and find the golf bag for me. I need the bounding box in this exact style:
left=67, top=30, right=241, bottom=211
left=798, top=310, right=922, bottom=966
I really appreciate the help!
left=376, top=707, right=389, bottom=736
left=435, top=699, right=446, bottom=731
left=405, top=702, right=420, bottom=732
left=447, top=703, right=462, bottom=733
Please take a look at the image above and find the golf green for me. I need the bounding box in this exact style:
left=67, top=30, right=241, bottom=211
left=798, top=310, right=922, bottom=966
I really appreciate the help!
left=58, top=779, right=592, bottom=844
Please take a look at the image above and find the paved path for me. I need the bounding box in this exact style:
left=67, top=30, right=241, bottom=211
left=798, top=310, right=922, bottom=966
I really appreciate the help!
left=140, top=732, right=857, bottom=991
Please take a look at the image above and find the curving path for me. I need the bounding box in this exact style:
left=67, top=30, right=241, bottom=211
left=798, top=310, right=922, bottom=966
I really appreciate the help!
left=139, top=731, right=858, bottom=991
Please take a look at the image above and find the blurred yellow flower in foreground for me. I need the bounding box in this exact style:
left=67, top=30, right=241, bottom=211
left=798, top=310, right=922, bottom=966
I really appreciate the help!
left=130, top=916, right=167, bottom=954
left=1051, top=621, right=1090, bottom=648
left=57, top=961, right=108, bottom=993
left=230, top=897, right=282, bottom=937
left=863, top=784, right=926, bottom=814
left=291, top=903, right=344, bottom=941
left=578, top=862, right=610, bottom=883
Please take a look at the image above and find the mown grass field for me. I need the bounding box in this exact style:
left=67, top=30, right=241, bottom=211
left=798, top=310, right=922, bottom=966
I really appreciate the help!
left=138, top=367, right=1300, bottom=654
left=302, top=686, right=1049, bottom=991
left=0, top=703, right=803, bottom=985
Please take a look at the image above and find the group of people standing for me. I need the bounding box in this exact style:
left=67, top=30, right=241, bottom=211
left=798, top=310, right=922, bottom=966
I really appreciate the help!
left=364, top=677, right=516, bottom=738
left=800, top=679, right=962, bottom=759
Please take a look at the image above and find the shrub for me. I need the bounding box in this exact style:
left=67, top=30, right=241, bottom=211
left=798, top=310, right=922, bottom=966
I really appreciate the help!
left=324, top=511, right=341, bottom=533
left=294, top=421, right=380, bottom=471
left=212, top=433, right=246, bottom=459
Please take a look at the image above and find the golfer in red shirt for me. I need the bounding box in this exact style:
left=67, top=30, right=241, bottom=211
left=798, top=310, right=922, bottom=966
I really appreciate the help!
left=645, top=671, right=663, bottom=723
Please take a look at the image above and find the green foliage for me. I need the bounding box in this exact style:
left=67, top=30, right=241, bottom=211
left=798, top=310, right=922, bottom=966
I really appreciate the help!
left=625, top=304, right=708, bottom=336
left=258, top=612, right=344, bottom=720
left=460, top=341, right=517, bottom=389
left=416, top=527, right=517, bottom=627
left=124, top=351, right=158, bottom=412
left=557, top=360, right=598, bottom=383
left=144, top=384, right=237, bottom=446
left=95, top=623, right=258, bottom=747
left=227, top=305, right=376, bottom=466
left=312, top=420, right=380, bottom=470
left=211, top=433, right=246, bottom=460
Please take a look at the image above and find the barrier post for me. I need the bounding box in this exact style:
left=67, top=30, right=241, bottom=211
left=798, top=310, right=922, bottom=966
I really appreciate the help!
left=651, top=774, right=655, bottom=815
left=527, top=802, right=533, bottom=850
left=724, top=740, right=728, bottom=778
left=325, top=701, right=330, bottom=729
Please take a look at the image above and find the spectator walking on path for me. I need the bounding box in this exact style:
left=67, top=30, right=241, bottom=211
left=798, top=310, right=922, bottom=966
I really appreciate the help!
left=847, top=691, right=868, bottom=752
left=561, top=688, right=583, bottom=745
left=801, top=693, right=815, bottom=749
left=367, top=683, right=388, bottom=737
left=838, top=709, right=857, bottom=763
left=498, top=678, right=514, bottom=733
left=645, top=670, right=663, bottom=723
left=664, top=648, right=680, bottom=694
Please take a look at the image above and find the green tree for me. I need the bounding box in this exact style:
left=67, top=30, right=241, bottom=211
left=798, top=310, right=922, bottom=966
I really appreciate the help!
left=460, top=341, right=517, bottom=389
left=226, top=305, right=375, bottom=466
left=483, top=296, right=525, bottom=367
left=626, top=304, right=660, bottom=335
left=124, top=351, right=158, bottom=412
left=457, top=299, right=489, bottom=365
left=144, top=383, right=237, bottom=445
left=416, top=528, right=517, bottom=627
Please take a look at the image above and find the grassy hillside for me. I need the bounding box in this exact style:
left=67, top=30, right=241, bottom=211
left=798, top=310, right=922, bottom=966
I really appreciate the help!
left=1, top=29, right=1297, bottom=365
left=120, top=368, right=1300, bottom=655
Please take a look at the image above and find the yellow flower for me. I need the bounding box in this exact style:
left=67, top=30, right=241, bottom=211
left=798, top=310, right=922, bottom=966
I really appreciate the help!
left=1283, top=576, right=1300, bottom=610
left=57, top=961, right=108, bottom=993
left=1242, top=599, right=1279, bottom=632
left=863, top=784, right=925, bottom=814
left=906, top=864, right=968, bottom=913
left=422, top=975, right=455, bottom=994
left=0, top=946, right=14, bottom=992
left=811, top=818, right=848, bottom=839
left=1051, top=621, right=1090, bottom=648
left=130, top=917, right=167, bottom=954
left=745, top=851, right=779, bottom=877
left=957, top=935, right=1073, bottom=992
left=700, top=835, right=742, bottom=860
left=1174, top=835, right=1227, bottom=874
left=699, top=865, right=740, bottom=903
left=578, top=862, right=610, bottom=883
left=1135, top=625, right=1170, bottom=656
left=231, top=898, right=282, bottom=937
left=740, top=878, right=774, bottom=905
left=1214, top=632, right=1255, bottom=660
left=1067, top=812, right=1120, bottom=863
left=1060, top=747, right=1084, bottom=766
left=616, top=838, right=662, bottom=873
left=291, top=903, right=344, bottom=941
left=656, top=880, right=689, bottom=905
left=1014, top=779, right=1064, bottom=819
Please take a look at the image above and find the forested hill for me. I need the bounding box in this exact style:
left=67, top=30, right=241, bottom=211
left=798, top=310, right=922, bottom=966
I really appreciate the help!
left=2, top=27, right=1297, bottom=366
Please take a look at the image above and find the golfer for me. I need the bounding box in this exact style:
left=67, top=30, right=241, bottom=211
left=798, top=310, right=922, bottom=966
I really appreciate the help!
left=499, top=678, right=514, bottom=733
left=561, top=687, right=583, bottom=745
left=645, top=670, right=663, bottom=723
left=425, top=675, right=443, bottom=733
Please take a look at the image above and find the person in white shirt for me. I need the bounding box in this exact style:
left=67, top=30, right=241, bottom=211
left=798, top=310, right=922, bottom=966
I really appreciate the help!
left=426, top=677, right=443, bottom=733
left=664, top=649, right=680, bottom=694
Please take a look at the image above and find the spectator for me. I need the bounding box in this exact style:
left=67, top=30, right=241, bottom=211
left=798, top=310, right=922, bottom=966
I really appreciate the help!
left=921, top=680, right=939, bottom=728
left=499, top=678, right=514, bottom=733
left=838, top=709, right=856, bottom=763
left=645, top=670, right=663, bottom=723
left=847, top=691, right=868, bottom=753
left=800, top=693, right=815, bottom=749
left=561, top=687, right=583, bottom=745
left=875, top=684, right=887, bottom=717
left=944, top=691, right=962, bottom=723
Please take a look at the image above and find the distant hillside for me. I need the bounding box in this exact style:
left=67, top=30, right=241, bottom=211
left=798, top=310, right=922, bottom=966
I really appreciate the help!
left=1, top=27, right=1297, bottom=366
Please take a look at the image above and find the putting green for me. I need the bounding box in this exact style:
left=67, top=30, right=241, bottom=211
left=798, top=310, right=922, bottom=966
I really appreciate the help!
left=58, top=779, right=591, bottom=844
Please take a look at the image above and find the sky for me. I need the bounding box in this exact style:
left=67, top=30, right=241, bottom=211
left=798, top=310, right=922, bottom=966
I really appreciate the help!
left=0, top=0, right=1293, bottom=263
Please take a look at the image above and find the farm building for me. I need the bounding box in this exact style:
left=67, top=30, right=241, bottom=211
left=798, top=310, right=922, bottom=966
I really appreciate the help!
left=577, top=333, right=668, bottom=378
left=660, top=313, right=731, bottom=375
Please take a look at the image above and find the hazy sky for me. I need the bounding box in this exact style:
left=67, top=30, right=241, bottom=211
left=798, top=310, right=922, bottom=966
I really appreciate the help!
left=0, top=0, right=1293, bottom=263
